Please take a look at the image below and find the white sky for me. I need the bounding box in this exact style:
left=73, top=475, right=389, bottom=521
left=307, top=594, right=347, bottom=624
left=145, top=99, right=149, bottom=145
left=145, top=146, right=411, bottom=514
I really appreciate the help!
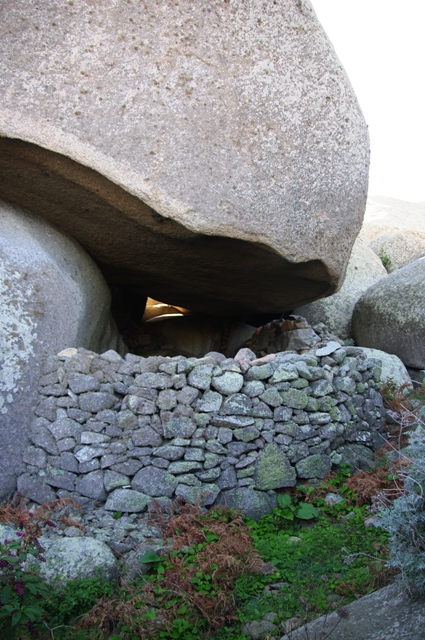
left=311, top=0, right=425, bottom=203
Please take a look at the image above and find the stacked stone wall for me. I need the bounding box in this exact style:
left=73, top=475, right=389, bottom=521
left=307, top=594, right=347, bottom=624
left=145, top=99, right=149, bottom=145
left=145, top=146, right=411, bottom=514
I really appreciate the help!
left=19, top=344, right=385, bottom=517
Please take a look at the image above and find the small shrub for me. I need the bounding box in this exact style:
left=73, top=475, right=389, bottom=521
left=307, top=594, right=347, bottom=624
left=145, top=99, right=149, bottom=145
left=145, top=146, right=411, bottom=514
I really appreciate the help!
left=375, top=425, right=425, bottom=594
left=0, top=525, right=50, bottom=639
left=379, top=245, right=392, bottom=271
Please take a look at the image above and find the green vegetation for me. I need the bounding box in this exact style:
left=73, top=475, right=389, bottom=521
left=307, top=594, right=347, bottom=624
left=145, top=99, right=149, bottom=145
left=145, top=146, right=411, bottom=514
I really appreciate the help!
left=1, top=464, right=395, bottom=640
left=379, top=245, right=392, bottom=271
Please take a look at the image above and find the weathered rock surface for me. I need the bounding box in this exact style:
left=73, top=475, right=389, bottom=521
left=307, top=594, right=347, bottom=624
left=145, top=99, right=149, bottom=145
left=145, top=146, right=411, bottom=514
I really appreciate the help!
left=279, top=583, right=425, bottom=640
left=0, top=0, right=369, bottom=314
left=33, top=537, right=117, bottom=585
left=0, top=200, right=125, bottom=499
left=353, top=258, right=425, bottom=369
left=295, top=239, right=387, bottom=339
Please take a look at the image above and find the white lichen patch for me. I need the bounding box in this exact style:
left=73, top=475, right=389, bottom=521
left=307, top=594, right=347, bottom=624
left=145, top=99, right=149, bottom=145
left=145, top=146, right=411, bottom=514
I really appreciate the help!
left=0, top=264, right=37, bottom=414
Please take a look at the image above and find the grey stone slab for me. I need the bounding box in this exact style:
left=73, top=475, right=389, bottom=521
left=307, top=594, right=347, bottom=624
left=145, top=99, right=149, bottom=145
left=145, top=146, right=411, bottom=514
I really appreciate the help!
left=127, top=396, right=156, bottom=415
left=296, top=454, right=331, bottom=479
left=80, top=431, right=110, bottom=444
left=216, top=488, right=277, bottom=520
left=269, top=364, right=299, bottom=383
left=211, top=415, right=255, bottom=429
left=75, top=470, right=107, bottom=500
left=68, top=373, right=100, bottom=394
left=197, top=390, right=223, bottom=412
left=74, top=446, right=106, bottom=464
left=273, top=406, right=293, bottom=422
left=254, top=444, right=296, bottom=490
left=175, top=483, right=219, bottom=506
left=134, top=372, right=172, bottom=390
left=245, top=363, right=274, bottom=381
left=104, top=470, right=131, bottom=492
left=242, top=380, right=265, bottom=398
left=310, top=379, right=334, bottom=397
left=212, top=372, right=244, bottom=395
left=233, top=427, right=260, bottom=442
left=218, top=427, right=233, bottom=445
left=17, top=473, right=57, bottom=504
left=163, top=416, right=197, bottom=439
left=57, top=437, right=76, bottom=452
left=205, top=440, right=227, bottom=454
left=79, top=392, right=116, bottom=413
left=216, top=466, right=238, bottom=490
left=252, top=401, right=274, bottom=418
left=157, top=389, right=177, bottom=411
left=279, top=389, right=309, bottom=410
left=279, top=583, right=425, bottom=640
left=184, top=448, right=205, bottom=462
left=176, top=386, right=200, bottom=405
left=46, top=468, right=76, bottom=491
left=48, top=418, right=83, bottom=441
left=221, top=393, right=253, bottom=416
left=167, top=461, right=203, bottom=475
left=60, top=452, right=79, bottom=473
left=104, top=489, right=150, bottom=513
left=153, top=444, right=185, bottom=460
left=79, top=459, right=100, bottom=473
left=132, top=467, right=178, bottom=497
left=259, top=388, right=282, bottom=408
left=110, top=460, right=143, bottom=476
left=30, top=428, right=58, bottom=456
left=197, top=467, right=221, bottom=482
left=132, top=427, right=162, bottom=447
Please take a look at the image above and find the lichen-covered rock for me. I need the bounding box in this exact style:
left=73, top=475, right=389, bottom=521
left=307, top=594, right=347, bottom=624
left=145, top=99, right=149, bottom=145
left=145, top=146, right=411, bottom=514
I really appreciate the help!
left=104, top=489, right=150, bottom=513
left=0, top=0, right=368, bottom=316
left=216, top=488, right=278, bottom=521
left=295, top=454, right=331, bottom=479
left=0, top=201, right=125, bottom=499
left=254, top=444, right=296, bottom=490
left=35, top=537, right=117, bottom=585
left=353, top=258, right=425, bottom=368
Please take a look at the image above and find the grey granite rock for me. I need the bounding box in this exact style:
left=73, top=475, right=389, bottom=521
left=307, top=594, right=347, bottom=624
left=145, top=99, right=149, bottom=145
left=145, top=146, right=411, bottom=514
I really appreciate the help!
left=255, top=444, right=297, bottom=490
left=104, top=489, right=150, bottom=513
left=75, top=471, right=107, bottom=500
left=132, top=467, right=178, bottom=498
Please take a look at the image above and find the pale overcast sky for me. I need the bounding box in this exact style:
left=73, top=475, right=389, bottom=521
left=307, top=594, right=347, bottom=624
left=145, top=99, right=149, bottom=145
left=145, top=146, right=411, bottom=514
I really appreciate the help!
left=311, top=0, right=425, bottom=203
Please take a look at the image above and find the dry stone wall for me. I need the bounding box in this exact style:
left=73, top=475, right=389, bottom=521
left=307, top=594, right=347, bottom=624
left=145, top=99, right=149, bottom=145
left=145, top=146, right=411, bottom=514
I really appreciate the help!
left=19, top=344, right=385, bottom=518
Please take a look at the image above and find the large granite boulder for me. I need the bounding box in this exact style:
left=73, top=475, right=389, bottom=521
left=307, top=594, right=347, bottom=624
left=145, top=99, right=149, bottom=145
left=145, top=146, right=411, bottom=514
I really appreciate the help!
left=294, top=239, right=387, bottom=339
left=0, top=200, right=125, bottom=499
left=353, top=258, right=425, bottom=369
left=0, top=0, right=369, bottom=315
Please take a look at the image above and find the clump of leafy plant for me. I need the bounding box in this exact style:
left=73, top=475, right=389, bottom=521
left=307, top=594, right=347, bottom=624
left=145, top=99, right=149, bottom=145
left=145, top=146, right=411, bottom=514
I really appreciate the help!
left=379, top=245, right=392, bottom=271
left=0, top=521, right=51, bottom=638
left=375, top=425, right=425, bottom=594
left=274, top=493, right=318, bottom=521
left=0, top=495, right=85, bottom=639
